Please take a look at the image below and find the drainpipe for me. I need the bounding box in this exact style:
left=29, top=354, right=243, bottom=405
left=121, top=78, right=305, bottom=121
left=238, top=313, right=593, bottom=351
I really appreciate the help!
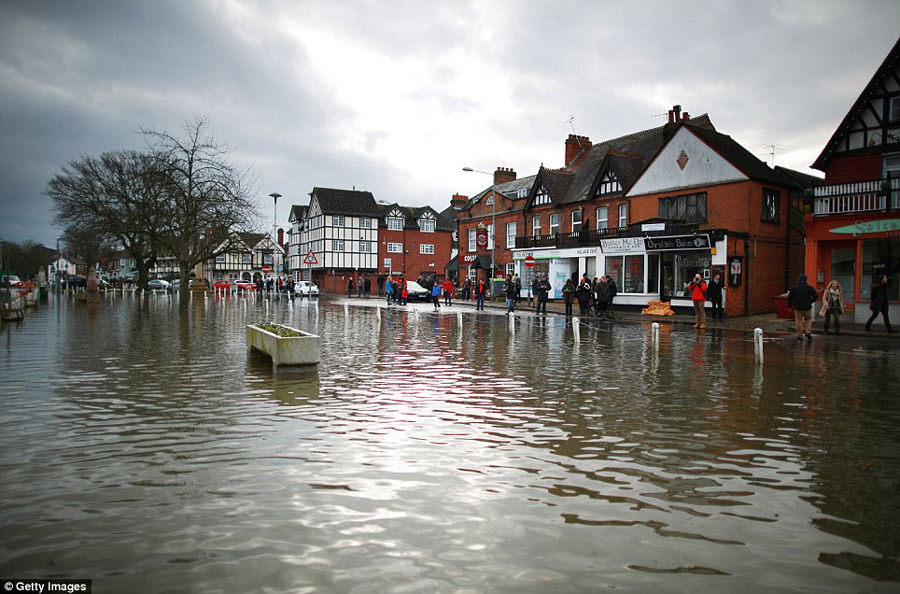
left=744, top=238, right=750, bottom=316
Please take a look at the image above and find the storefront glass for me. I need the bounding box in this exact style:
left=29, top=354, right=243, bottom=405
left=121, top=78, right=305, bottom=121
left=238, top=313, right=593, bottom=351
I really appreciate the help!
left=605, top=256, right=623, bottom=290
left=830, top=248, right=855, bottom=299
left=660, top=252, right=711, bottom=297
left=624, top=255, right=644, bottom=293
left=648, top=254, right=659, bottom=294
left=861, top=238, right=899, bottom=300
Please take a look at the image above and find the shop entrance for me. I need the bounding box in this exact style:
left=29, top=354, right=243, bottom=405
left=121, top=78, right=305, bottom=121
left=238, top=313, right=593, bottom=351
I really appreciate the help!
left=830, top=248, right=855, bottom=300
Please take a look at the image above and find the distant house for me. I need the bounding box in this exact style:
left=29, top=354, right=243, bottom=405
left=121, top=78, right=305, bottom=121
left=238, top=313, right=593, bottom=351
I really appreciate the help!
left=377, top=202, right=454, bottom=285
left=805, top=36, right=900, bottom=321
left=206, top=232, right=285, bottom=283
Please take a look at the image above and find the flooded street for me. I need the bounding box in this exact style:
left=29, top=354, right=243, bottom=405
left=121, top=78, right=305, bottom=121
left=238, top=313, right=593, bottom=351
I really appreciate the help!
left=1, top=293, right=899, bottom=593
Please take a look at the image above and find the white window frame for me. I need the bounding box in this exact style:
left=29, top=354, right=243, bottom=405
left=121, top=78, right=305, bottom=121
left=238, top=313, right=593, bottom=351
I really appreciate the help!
left=596, top=206, right=608, bottom=230
left=419, top=218, right=435, bottom=232
left=360, top=241, right=372, bottom=253
left=487, top=223, right=494, bottom=250
left=333, top=215, right=345, bottom=228
left=468, top=228, right=477, bottom=251
left=506, top=222, right=516, bottom=249
left=387, top=217, right=404, bottom=231
left=549, top=213, right=559, bottom=235
left=572, top=210, right=582, bottom=233
left=332, top=240, right=344, bottom=252
left=387, top=242, right=403, bottom=253
left=506, top=262, right=515, bottom=277
left=360, top=217, right=371, bottom=229
left=419, top=244, right=434, bottom=254
left=532, top=216, right=541, bottom=237
left=618, top=203, right=627, bottom=228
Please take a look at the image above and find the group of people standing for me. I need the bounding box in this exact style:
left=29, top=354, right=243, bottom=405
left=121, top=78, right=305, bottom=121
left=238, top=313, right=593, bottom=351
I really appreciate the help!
left=383, top=275, right=408, bottom=306
left=787, top=272, right=894, bottom=340
left=561, top=274, right=618, bottom=319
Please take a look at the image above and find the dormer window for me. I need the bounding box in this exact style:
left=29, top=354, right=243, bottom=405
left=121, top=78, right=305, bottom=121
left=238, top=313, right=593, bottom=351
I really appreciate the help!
left=419, top=218, right=435, bottom=232
left=596, top=171, right=622, bottom=196
left=517, top=188, right=529, bottom=199
left=387, top=216, right=404, bottom=231
left=533, top=186, right=551, bottom=206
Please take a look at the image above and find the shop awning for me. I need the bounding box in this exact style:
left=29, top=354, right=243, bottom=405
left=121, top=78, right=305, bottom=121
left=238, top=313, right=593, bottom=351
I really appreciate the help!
left=469, top=255, right=493, bottom=270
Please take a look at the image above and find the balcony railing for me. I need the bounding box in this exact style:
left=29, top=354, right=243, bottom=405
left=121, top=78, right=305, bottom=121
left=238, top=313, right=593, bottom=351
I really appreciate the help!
left=515, top=226, right=625, bottom=250
left=813, top=177, right=899, bottom=216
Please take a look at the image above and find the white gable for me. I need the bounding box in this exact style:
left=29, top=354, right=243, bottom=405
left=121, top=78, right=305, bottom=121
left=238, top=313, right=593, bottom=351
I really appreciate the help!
left=628, top=127, right=747, bottom=197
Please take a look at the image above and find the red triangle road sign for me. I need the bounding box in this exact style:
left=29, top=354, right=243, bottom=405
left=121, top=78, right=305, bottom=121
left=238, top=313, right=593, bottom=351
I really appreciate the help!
left=303, top=250, right=318, bottom=265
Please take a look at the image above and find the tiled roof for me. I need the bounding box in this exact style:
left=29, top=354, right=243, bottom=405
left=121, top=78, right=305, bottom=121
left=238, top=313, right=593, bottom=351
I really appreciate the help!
left=774, top=166, right=824, bottom=191
left=288, top=204, right=307, bottom=222
left=464, top=174, right=537, bottom=210
left=236, top=232, right=266, bottom=249
left=311, top=188, right=381, bottom=216
left=687, top=124, right=794, bottom=187
left=377, top=203, right=455, bottom=232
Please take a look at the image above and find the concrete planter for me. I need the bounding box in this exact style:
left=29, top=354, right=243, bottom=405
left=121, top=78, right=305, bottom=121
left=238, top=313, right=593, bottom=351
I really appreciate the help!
left=246, top=323, right=321, bottom=370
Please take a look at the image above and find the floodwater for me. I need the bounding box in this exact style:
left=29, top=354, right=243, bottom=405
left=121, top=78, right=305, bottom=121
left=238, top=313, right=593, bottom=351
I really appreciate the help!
left=1, top=293, right=899, bottom=593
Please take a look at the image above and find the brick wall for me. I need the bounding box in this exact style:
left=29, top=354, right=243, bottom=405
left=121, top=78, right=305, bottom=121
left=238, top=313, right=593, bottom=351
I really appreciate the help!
left=823, top=154, right=882, bottom=183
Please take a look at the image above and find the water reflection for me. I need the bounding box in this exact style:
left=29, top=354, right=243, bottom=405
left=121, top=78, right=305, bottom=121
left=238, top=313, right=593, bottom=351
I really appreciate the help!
left=0, top=294, right=898, bottom=592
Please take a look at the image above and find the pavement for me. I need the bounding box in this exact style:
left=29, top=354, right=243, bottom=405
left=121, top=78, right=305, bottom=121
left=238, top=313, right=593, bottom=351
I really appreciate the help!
left=366, top=295, right=898, bottom=340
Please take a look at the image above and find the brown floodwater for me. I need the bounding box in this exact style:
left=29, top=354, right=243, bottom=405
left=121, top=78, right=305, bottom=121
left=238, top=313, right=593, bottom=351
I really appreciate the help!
left=1, top=292, right=898, bottom=593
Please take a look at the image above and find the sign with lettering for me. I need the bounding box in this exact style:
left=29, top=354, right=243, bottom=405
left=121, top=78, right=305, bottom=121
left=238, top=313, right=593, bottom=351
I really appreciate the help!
left=599, top=237, right=645, bottom=253
left=641, top=223, right=666, bottom=232
left=828, top=219, right=900, bottom=237
left=644, top=235, right=711, bottom=251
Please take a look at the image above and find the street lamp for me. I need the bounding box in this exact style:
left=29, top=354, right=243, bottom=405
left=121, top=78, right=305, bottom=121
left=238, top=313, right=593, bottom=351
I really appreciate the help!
left=56, top=236, right=61, bottom=291
left=269, top=192, right=281, bottom=278
left=462, top=167, right=495, bottom=280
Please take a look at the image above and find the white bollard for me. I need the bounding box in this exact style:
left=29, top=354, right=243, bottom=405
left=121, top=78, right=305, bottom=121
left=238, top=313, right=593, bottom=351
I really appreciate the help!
left=344, top=303, right=349, bottom=316
left=652, top=322, right=660, bottom=351
left=457, top=312, right=462, bottom=326
left=509, top=311, right=515, bottom=333
left=573, top=317, right=581, bottom=343
left=754, top=327, right=764, bottom=364
left=376, top=305, right=382, bottom=321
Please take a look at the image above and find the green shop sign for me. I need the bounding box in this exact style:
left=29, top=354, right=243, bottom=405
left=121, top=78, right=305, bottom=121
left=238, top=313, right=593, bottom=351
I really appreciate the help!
left=829, top=219, right=900, bottom=237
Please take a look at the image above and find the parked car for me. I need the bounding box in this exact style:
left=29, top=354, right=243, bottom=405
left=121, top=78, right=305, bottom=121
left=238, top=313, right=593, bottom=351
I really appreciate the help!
left=212, top=280, right=232, bottom=293
left=147, top=279, right=171, bottom=291
left=404, top=280, right=430, bottom=301
left=294, top=280, right=319, bottom=297
left=1, top=274, right=23, bottom=290
left=235, top=281, right=256, bottom=292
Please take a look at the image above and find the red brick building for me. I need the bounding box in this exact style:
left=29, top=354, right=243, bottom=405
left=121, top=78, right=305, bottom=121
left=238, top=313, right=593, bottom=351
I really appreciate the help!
left=804, top=37, right=900, bottom=322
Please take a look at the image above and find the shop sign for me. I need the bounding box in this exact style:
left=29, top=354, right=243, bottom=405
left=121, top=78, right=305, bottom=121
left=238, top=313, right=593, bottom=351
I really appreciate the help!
left=575, top=247, right=597, bottom=255
left=463, top=255, right=477, bottom=263
left=641, top=223, right=666, bottom=232
left=599, top=237, right=645, bottom=253
left=645, top=235, right=710, bottom=251
left=513, top=250, right=560, bottom=260
left=828, top=218, right=900, bottom=237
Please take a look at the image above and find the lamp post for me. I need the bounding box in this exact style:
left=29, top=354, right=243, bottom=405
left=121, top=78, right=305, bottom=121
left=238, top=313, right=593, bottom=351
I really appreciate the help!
left=462, top=167, right=495, bottom=280
left=56, top=236, right=61, bottom=291
left=269, top=192, right=281, bottom=281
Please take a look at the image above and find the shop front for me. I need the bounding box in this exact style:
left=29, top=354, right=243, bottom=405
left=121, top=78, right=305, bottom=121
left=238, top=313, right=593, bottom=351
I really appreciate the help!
left=804, top=215, right=900, bottom=323
left=512, top=246, right=598, bottom=299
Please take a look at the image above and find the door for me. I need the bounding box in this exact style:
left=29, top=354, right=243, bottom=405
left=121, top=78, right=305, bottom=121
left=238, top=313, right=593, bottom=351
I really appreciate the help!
left=830, top=248, right=855, bottom=300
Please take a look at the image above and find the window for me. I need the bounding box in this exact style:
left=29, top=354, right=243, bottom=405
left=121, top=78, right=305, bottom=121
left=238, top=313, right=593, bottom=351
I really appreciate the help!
left=360, top=241, right=372, bottom=253
left=572, top=210, right=582, bottom=233
left=487, top=223, right=494, bottom=250
left=596, top=171, right=622, bottom=196
left=762, top=188, right=780, bottom=223
left=861, top=238, right=899, bottom=300
left=532, top=216, right=541, bottom=237
left=215, top=254, right=226, bottom=263
left=388, top=242, right=403, bottom=253
left=332, top=240, right=344, bottom=252
left=517, top=188, right=529, bottom=199
left=420, top=244, right=434, bottom=254
left=605, top=256, right=623, bottom=290
left=242, top=253, right=251, bottom=264
left=360, top=217, right=371, bottom=229
left=658, top=192, right=707, bottom=223
left=468, top=229, right=476, bottom=251
left=506, top=262, right=515, bottom=277
left=891, top=96, right=900, bottom=122
left=333, top=215, right=345, bottom=227
left=618, top=204, right=628, bottom=227
left=533, top=186, right=551, bottom=206
left=624, top=255, right=644, bottom=293
left=506, top=222, right=517, bottom=248
left=485, top=194, right=494, bottom=206
left=387, top=217, right=404, bottom=230
left=419, top=218, right=435, bottom=232
left=596, top=207, right=608, bottom=230
left=549, top=213, right=559, bottom=235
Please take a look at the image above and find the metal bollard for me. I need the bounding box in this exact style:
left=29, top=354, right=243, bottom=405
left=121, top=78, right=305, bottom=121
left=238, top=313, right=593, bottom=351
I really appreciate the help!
left=652, top=322, right=660, bottom=351
left=573, top=317, right=581, bottom=343
left=754, top=327, right=764, bottom=364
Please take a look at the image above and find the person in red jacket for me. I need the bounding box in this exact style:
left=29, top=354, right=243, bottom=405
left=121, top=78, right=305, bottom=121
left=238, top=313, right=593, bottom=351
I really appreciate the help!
left=441, top=278, right=454, bottom=306
left=688, top=273, right=708, bottom=329
left=398, top=276, right=408, bottom=306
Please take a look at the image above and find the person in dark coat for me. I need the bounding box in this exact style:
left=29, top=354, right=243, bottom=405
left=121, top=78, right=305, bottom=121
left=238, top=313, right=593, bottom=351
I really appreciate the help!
left=706, top=271, right=725, bottom=320
left=535, top=275, right=551, bottom=315
left=377, top=273, right=386, bottom=297
left=595, top=276, right=611, bottom=318
left=576, top=274, right=592, bottom=316
left=865, top=274, right=895, bottom=333
left=474, top=278, right=488, bottom=310
left=504, top=274, right=517, bottom=314
left=605, top=275, right=618, bottom=319
left=346, top=277, right=354, bottom=299
left=787, top=273, right=818, bottom=341
left=562, top=279, right=575, bottom=317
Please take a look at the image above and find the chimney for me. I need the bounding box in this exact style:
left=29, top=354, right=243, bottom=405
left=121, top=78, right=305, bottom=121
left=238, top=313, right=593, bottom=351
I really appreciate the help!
left=493, top=167, right=516, bottom=186
left=565, top=134, right=592, bottom=168
left=673, top=104, right=682, bottom=121
left=450, top=193, right=468, bottom=209
left=277, top=228, right=284, bottom=247
left=682, top=111, right=690, bottom=122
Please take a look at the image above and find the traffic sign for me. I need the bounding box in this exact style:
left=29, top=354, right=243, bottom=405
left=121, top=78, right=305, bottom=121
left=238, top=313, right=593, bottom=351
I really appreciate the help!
left=303, top=250, right=318, bottom=265
left=524, top=255, right=535, bottom=267
left=261, top=265, right=272, bottom=274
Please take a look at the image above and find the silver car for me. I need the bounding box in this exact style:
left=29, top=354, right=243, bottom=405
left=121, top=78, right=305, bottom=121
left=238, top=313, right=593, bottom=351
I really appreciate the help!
left=294, top=280, right=319, bottom=297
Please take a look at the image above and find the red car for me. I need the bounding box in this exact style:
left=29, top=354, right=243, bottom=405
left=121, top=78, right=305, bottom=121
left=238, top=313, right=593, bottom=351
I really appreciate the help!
left=236, top=281, right=257, bottom=292
left=212, top=281, right=231, bottom=293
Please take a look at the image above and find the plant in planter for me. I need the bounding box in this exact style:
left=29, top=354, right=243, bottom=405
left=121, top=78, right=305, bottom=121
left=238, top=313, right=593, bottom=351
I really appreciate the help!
left=246, top=322, right=321, bottom=370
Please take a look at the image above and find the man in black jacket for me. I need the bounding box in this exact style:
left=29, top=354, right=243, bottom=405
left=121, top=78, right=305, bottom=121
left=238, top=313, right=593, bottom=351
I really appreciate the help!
left=787, top=273, right=818, bottom=341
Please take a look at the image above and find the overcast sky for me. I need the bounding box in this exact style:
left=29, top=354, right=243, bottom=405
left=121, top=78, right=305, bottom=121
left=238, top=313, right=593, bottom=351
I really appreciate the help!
left=1, top=1, right=898, bottom=248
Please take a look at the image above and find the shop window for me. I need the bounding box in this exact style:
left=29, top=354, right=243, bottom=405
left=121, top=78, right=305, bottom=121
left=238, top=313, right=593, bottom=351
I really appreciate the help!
left=648, top=254, right=659, bottom=294
left=659, top=192, right=707, bottom=223
left=605, top=256, right=623, bottom=290
left=762, top=188, right=780, bottom=223
left=624, top=255, right=645, bottom=293
left=861, top=238, right=899, bottom=300
left=660, top=252, right=711, bottom=298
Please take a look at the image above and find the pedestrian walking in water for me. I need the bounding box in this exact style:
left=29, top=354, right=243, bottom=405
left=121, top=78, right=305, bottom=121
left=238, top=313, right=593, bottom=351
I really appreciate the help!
left=513, top=274, right=522, bottom=303
left=505, top=274, right=517, bottom=314
left=605, top=275, right=617, bottom=319
left=576, top=274, right=592, bottom=316
left=385, top=277, right=394, bottom=304
left=820, top=279, right=845, bottom=335
left=787, top=273, right=818, bottom=341
left=707, top=271, right=725, bottom=321
left=865, top=274, right=895, bottom=333
left=398, top=276, right=408, bottom=306
left=462, top=277, right=472, bottom=301
left=595, top=276, right=611, bottom=319
left=431, top=282, right=441, bottom=309
left=346, top=277, right=354, bottom=299
left=562, top=279, right=575, bottom=317
left=442, top=278, right=454, bottom=306
left=363, top=275, right=371, bottom=298
left=688, top=273, right=708, bottom=329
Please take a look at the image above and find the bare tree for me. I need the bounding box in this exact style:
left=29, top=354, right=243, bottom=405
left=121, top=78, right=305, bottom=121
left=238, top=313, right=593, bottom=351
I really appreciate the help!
left=143, top=117, right=258, bottom=301
left=47, top=151, right=165, bottom=290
